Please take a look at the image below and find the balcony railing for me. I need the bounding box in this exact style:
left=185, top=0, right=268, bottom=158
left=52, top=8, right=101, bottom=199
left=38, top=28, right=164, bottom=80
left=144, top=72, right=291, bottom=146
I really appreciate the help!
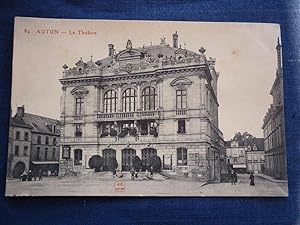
left=176, top=109, right=187, bottom=116
left=95, top=110, right=160, bottom=122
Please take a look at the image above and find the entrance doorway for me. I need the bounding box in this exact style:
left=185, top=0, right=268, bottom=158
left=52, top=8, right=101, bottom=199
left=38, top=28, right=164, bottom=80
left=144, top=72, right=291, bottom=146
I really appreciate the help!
left=12, top=161, right=25, bottom=178
left=141, top=148, right=157, bottom=169
left=122, top=148, right=136, bottom=171
left=103, top=148, right=116, bottom=171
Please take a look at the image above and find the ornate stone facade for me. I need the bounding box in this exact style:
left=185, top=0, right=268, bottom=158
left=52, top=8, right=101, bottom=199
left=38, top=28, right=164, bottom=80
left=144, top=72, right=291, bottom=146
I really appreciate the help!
left=262, top=39, right=287, bottom=180
left=59, top=33, right=225, bottom=181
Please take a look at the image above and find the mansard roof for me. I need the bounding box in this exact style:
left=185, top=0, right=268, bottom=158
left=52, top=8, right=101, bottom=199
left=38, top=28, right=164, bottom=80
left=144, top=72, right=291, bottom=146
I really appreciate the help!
left=10, top=116, right=32, bottom=129
left=61, top=40, right=213, bottom=80
left=21, top=113, right=60, bottom=135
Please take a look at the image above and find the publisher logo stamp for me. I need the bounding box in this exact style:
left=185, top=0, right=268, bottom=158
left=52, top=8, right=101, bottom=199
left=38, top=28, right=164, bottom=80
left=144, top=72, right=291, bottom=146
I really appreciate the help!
left=114, top=181, right=125, bottom=192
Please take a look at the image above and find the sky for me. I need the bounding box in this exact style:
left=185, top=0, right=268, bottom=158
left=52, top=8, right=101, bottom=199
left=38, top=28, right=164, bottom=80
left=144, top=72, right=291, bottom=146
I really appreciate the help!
left=11, top=17, right=281, bottom=140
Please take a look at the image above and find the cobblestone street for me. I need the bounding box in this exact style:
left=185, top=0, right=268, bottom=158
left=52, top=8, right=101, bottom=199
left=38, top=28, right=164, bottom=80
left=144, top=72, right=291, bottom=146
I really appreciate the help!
left=5, top=173, right=288, bottom=197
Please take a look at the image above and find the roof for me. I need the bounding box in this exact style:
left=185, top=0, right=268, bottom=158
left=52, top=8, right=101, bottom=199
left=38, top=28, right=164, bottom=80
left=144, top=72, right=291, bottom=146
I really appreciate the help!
left=68, top=44, right=201, bottom=73
left=244, top=138, right=264, bottom=151
left=10, top=117, right=32, bottom=129
left=226, top=137, right=264, bottom=151
left=21, top=113, right=60, bottom=135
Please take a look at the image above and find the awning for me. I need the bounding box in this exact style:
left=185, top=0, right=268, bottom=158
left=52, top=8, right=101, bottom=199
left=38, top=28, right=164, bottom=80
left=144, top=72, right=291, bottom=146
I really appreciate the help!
left=233, top=164, right=247, bottom=169
left=31, top=161, right=59, bottom=165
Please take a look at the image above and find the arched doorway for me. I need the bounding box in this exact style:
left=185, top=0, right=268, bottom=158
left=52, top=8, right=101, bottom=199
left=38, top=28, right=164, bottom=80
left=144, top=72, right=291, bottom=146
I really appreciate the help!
left=141, top=148, right=157, bottom=169
left=122, top=148, right=136, bottom=171
left=103, top=148, right=116, bottom=171
left=12, top=161, right=25, bottom=178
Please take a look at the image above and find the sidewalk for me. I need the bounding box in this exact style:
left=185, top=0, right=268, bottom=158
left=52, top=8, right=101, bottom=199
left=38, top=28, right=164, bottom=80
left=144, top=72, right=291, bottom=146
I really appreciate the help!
left=257, top=173, right=288, bottom=183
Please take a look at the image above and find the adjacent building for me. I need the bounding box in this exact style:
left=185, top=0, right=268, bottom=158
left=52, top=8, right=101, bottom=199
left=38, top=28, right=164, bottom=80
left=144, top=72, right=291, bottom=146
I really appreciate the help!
left=6, top=106, right=60, bottom=178
left=226, top=135, right=264, bottom=174
left=6, top=112, right=32, bottom=178
left=262, top=39, right=287, bottom=180
left=59, top=33, right=225, bottom=181
left=245, top=139, right=265, bottom=174
left=226, top=140, right=247, bottom=173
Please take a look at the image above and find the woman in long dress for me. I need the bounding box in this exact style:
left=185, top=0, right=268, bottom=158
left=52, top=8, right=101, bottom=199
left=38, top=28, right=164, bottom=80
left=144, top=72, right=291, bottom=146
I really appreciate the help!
left=249, top=172, right=255, bottom=186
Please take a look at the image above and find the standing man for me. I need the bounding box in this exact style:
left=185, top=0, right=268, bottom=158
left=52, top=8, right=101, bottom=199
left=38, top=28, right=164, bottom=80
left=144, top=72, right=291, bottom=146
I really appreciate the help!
left=38, top=169, right=43, bottom=181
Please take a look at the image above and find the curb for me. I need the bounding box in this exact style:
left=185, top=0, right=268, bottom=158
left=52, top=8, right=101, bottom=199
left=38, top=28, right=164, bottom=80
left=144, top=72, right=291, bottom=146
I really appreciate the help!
left=257, top=174, right=288, bottom=183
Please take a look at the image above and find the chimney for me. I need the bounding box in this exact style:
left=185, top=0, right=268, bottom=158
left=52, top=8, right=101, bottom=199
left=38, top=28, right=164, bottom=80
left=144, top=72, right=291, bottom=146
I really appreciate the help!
left=16, top=105, right=25, bottom=118
left=108, top=44, right=114, bottom=56
left=172, top=31, right=178, bottom=49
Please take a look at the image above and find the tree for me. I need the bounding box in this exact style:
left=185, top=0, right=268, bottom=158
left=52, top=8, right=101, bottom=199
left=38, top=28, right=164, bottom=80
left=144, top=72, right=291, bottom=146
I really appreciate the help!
left=132, top=156, right=142, bottom=172
left=88, top=155, right=104, bottom=172
left=148, top=155, right=162, bottom=172
left=108, top=157, right=118, bottom=172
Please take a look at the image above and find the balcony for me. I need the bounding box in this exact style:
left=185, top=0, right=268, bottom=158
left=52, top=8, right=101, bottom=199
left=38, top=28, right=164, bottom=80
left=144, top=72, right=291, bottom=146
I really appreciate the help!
left=95, top=110, right=160, bottom=122
left=176, top=109, right=187, bottom=116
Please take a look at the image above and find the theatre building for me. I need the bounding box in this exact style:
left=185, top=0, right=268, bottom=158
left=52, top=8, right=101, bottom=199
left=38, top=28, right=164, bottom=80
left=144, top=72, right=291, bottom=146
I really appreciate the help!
left=59, top=33, right=225, bottom=181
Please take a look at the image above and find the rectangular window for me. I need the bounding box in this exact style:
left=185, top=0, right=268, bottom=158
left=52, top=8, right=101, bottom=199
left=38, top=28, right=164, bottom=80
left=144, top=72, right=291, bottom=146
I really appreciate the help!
left=53, top=137, right=57, bottom=146
left=177, top=148, right=187, bottom=166
left=45, top=136, right=49, bottom=145
left=14, top=145, right=19, bottom=156
left=140, top=121, right=148, bottom=135
left=45, top=148, right=48, bottom=160
left=176, top=90, right=187, bottom=109
left=37, top=147, right=40, bottom=160
left=52, top=148, right=56, bottom=160
left=75, top=124, right=82, bottom=137
left=177, top=120, right=186, bottom=134
left=37, top=135, right=41, bottom=144
left=23, top=146, right=28, bottom=156
left=62, top=146, right=71, bottom=159
left=75, top=97, right=83, bottom=115
left=16, top=131, right=20, bottom=140
left=24, top=132, right=29, bottom=141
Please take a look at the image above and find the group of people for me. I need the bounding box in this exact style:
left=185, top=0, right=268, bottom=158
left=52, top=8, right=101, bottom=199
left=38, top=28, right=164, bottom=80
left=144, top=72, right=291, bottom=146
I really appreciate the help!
left=20, top=169, right=43, bottom=181
left=230, top=169, right=255, bottom=186
left=130, top=166, right=154, bottom=180
left=112, top=169, right=124, bottom=178
left=112, top=166, right=154, bottom=180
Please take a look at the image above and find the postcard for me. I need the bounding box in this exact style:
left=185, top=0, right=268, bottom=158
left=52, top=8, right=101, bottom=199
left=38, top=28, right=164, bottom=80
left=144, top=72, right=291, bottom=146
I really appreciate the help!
left=5, top=17, right=288, bottom=196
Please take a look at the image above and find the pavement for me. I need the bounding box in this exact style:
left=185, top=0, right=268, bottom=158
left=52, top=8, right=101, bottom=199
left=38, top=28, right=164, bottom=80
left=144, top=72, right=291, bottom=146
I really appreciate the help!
left=5, top=172, right=288, bottom=197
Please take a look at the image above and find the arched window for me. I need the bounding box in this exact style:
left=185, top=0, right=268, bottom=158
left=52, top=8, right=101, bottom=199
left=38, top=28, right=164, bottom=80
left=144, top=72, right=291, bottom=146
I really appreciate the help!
left=177, top=148, right=187, bottom=166
left=142, top=87, right=157, bottom=111
left=122, top=88, right=137, bottom=112
left=104, top=90, right=117, bottom=113
left=176, top=89, right=187, bottom=109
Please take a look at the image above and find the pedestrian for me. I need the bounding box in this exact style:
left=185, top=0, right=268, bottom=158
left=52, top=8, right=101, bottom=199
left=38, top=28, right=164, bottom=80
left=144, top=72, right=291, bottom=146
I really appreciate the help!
left=150, top=166, right=154, bottom=180
left=20, top=171, right=27, bottom=181
left=130, top=167, right=135, bottom=180
left=231, top=170, right=237, bottom=185
left=33, top=169, right=37, bottom=181
left=27, top=170, right=32, bottom=181
left=38, top=169, right=43, bottom=181
left=249, top=171, right=255, bottom=186
left=113, top=168, right=117, bottom=178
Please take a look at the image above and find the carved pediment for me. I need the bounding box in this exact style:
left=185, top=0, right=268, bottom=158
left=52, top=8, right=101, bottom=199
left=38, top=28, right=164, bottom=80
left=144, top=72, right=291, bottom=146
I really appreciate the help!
left=71, top=87, right=89, bottom=98
left=116, top=49, right=142, bottom=62
left=170, top=77, right=192, bottom=90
